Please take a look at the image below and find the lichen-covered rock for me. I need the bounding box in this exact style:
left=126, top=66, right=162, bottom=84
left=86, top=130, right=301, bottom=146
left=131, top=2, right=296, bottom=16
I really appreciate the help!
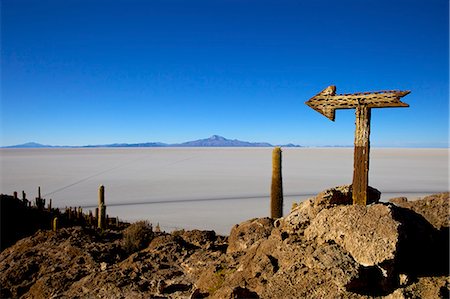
left=304, top=243, right=360, bottom=288
left=389, top=197, right=408, bottom=205
left=304, top=204, right=399, bottom=267
left=315, top=184, right=381, bottom=206
left=282, top=185, right=381, bottom=236
left=227, top=217, right=274, bottom=254
left=390, top=192, right=449, bottom=230
left=0, top=190, right=448, bottom=299
left=181, top=229, right=217, bottom=249
left=0, top=227, right=124, bottom=298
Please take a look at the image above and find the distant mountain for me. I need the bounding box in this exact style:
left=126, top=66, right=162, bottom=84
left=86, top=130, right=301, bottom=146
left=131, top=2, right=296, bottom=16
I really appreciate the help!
left=3, top=142, right=54, bottom=148
left=176, top=135, right=273, bottom=147
left=3, top=136, right=302, bottom=148
left=279, top=143, right=302, bottom=148
left=83, top=142, right=168, bottom=148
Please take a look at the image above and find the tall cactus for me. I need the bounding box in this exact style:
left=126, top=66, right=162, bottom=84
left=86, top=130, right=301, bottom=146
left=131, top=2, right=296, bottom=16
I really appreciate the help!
left=98, top=185, right=106, bottom=229
left=35, top=186, right=45, bottom=210
left=270, top=147, right=283, bottom=218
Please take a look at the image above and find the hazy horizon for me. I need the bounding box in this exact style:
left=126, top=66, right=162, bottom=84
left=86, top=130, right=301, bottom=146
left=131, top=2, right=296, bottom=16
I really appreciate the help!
left=3, top=135, right=449, bottom=149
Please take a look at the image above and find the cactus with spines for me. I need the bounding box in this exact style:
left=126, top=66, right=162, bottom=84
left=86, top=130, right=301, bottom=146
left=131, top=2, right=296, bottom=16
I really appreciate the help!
left=88, top=210, right=94, bottom=226
left=98, top=185, right=106, bottom=229
left=270, top=147, right=283, bottom=218
left=52, top=217, right=58, bottom=232
left=35, top=186, right=46, bottom=209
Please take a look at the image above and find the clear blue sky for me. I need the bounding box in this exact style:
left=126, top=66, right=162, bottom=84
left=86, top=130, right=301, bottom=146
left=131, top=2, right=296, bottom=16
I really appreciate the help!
left=1, top=0, right=448, bottom=147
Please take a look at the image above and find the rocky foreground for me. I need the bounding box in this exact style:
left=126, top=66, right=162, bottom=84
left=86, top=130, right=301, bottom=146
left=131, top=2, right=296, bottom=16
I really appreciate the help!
left=0, top=187, right=449, bottom=298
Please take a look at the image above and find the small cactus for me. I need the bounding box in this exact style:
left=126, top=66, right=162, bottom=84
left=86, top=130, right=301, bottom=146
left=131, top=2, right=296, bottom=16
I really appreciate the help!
left=52, top=217, right=58, bottom=232
left=88, top=210, right=94, bottom=226
left=98, top=185, right=105, bottom=206
left=270, top=147, right=283, bottom=218
left=155, top=223, right=161, bottom=233
left=22, top=191, right=27, bottom=204
left=98, top=185, right=106, bottom=229
left=13, top=191, right=18, bottom=200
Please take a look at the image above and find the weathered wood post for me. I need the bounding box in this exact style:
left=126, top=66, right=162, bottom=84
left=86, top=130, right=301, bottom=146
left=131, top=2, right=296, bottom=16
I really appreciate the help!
left=306, top=86, right=409, bottom=205
left=352, top=105, right=371, bottom=205
left=98, top=185, right=106, bottom=229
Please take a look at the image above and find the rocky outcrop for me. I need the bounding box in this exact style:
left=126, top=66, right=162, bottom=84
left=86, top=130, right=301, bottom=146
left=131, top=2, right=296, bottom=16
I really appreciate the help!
left=197, top=188, right=448, bottom=298
left=282, top=185, right=380, bottom=235
left=227, top=217, right=274, bottom=254
left=389, top=192, right=450, bottom=230
left=304, top=204, right=400, bottom=267
left=0, top=188, right=448, bottom=299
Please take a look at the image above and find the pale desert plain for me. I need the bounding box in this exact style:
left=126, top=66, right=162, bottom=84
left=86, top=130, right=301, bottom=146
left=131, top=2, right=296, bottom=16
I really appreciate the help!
left=0, top=147, right=448, bottom=235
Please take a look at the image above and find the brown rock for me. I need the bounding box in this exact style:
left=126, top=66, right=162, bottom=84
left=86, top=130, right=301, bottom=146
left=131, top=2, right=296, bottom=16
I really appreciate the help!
left=227, top=218, right=274, bottom=254
left=315, top=184, right=380, bottom=206
left=390, top=192, right=449, bottom=230
left=181, top=229, right=217, bottom=249
left=304, top=204, right=400, bottom=266
left=1, top=189, right=448, bottom=299
left=304, top=243, right=360, bottom=288
left=389, top=197, right=408, bottom=205
left=283, top=185, right=381, bottom=236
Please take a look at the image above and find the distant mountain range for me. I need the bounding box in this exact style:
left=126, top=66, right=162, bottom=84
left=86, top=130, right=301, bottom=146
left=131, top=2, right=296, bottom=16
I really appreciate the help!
left=3, top=135, right=302, bottom=148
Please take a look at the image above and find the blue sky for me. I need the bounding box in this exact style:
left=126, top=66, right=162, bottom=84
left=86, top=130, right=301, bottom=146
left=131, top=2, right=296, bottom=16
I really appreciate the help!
left=1, top=0, right=448, bottom=147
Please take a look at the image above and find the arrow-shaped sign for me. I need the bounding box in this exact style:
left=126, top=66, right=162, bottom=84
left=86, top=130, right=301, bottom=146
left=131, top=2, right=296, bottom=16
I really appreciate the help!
left=305, top=86, right=410, bottom=205
left=305, top=86, right=410, bottom=121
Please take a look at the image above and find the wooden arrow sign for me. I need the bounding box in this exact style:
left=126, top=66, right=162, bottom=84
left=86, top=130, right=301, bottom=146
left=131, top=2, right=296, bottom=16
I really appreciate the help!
left=306, top=86, right=410, bottom=121
left=305, top=86, right=410, bottom=205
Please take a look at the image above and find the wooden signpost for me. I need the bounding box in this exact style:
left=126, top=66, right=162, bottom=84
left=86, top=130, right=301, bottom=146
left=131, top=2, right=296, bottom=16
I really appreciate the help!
left=305, top=86, right=410, bottom=205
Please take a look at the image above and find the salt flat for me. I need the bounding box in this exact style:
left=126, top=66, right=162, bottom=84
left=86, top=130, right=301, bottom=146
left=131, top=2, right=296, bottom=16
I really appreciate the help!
left=0, top=147, right=448, bottom=235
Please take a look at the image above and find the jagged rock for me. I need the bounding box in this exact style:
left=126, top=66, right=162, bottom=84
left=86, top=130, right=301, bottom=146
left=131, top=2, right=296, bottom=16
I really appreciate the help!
left=0, top=227, right=123, bottom=298
left=213, top=286, right=260, bottom=298
left=389, top=197, right=408, bottom=205
left=0, top=190, right=448, bottom=299
left=282, top=185, right=381, bottom=236
left=304, top=243, right=360, bottom=288
left=181, top=229, right=220, bottom=250
left=303, top=201, right=446, bottom=295
left=390, top=192, right=449, bottom=230
left=401, top=276, right=450, bottom=299
left=304, top=204, right=400, bottom=267
left=315, top=185, right=381, bottom=206
left=227, top=217, right=274, bottom=254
